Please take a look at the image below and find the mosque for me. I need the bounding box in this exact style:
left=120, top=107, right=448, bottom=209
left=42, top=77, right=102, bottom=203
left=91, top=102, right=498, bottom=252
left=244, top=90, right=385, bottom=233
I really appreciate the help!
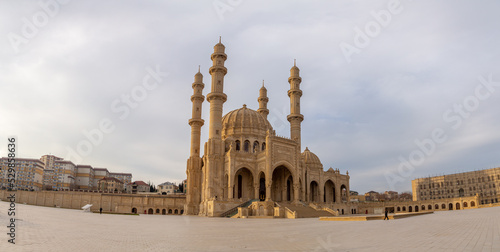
left=185, top=39, right=351, bottom=217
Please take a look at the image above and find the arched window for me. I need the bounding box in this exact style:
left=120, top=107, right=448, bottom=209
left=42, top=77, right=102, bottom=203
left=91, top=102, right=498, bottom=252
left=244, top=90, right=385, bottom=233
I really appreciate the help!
left=235, top=140, right=241, bottom=151
left=156, top=209, right=160, bottom=214
left=253, top=141, right=259, bottom=153
left=441, top=204, right=446, bottom=209
left=262, top=142, right=266, bottom=151
left=471, top=201, right=475, bottom=207
left=402, top=206, right=406, bottom=211
left=244, top=140, right=250, bottom=152
left=463, top=202, right=468, bottom=208
left=397, top=207, right=400, bottom=211
left=422, top=205, right=425, bottom=210
left=428, top=205, right=432, bottom=210
left=434, top=204, right=438, bottom=210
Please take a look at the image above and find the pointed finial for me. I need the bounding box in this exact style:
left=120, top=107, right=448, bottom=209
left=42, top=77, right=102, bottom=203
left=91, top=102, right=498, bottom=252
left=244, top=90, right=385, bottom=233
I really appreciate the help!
left=219, top=36, right=221, bottom=43
left=243, top=104, right=247, bottom=108
left=198, top=65, right=200, bottom=73
left=294, top=59, right=296, bottom=66
left=262, top=80, right=265, bottom=87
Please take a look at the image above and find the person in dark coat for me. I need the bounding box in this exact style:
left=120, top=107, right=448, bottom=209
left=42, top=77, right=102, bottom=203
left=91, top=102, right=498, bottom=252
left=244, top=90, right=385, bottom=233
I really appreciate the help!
left=384, top=209, right=389, bottom=220
left=100, top=207, right=103, bottom=214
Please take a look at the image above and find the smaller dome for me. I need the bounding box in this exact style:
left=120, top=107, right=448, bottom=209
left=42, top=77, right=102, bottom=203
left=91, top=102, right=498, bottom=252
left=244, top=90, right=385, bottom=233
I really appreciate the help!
left=302, top=147, right=322, bottom=166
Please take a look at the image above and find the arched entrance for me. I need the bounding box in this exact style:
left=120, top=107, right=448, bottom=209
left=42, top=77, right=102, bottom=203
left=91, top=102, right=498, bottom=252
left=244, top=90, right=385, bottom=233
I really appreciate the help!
left=148, top=208, right=153, bottom=214
left=234, top=168, right=254, bottom=200
left=258, top=172, right=266, bottom=201
left=409, top=206, right=413, bottom=212
left=340, top=184, right=347, bottom=202
left=415, top=206, right=419, bottom=212
left=310, top=181, right=319, bottom=202
left=324, top=180, right=335, bottom=203
left=456, top=203, right=460, bottom=210
left=448, top=203, right=453, bottom=210
left=131, top=207, right=137, bottom=214
left=272, top=166, right=294, bottom=202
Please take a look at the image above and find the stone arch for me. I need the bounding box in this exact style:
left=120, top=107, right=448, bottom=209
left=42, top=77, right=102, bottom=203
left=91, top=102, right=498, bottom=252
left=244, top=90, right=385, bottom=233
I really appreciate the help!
left=428, top=205, right=432, bottom=210
left=156, top=209, right=160, bottom=214
left=168, top=209, right=172, bottom=214
left=340, top=184, right=348, bottom=202
left=441, top=204, right=446, bottom=209
left=272, top=165, right=294, bottom=202
left=235, top=140, right=241, bottom=151
left=463, top=202, right=468, bottom=208
left=148, top=208, right=153, bottom=214
left=180, top=209, right=184, bottom=214
left=402, top=206, right=406, bottom=211
left=448, top=203, right=453, bottom=210
left=471, top=201, right=475, bottom=207
left=310, top=181, right=319, bottom=203
left=323, top=180, right=336, bottom=203
left=234, top=167, right=255, bottom=200
left=422, top=205, right=425, bottom=210
left=397, top=206, right=401, bottom=211
left=415, top=206, right=419, bottom=212
left=131, top=207, right=137, bottom=214
left=409, top=206, right=413, bottom=212
left=162, top=209, right=166, bottom=215
left=434, top=204, right=438, bottom=210
left=174, top=209, right=178, bottom=214
left=456, top=202, right=460, bottom=210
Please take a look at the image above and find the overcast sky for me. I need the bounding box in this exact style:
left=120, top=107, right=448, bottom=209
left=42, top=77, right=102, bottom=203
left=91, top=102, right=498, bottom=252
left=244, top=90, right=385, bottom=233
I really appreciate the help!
left=1, top=0, right=499, bottom=193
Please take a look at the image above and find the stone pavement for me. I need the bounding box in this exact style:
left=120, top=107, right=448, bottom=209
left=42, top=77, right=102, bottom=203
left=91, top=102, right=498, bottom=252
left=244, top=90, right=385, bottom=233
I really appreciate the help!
left=0, top=201, right=499, bottom=251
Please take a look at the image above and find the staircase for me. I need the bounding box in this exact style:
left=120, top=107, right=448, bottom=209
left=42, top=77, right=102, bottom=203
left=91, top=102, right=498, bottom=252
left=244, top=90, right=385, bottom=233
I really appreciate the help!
left=220, top=199, right=258, bottom=218
left=279, top=202, right=335, bottom=218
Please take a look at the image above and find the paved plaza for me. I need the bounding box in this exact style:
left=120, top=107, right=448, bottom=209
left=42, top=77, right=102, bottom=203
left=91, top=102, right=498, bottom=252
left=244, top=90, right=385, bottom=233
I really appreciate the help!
left=0, top=201, right=499, bottom=252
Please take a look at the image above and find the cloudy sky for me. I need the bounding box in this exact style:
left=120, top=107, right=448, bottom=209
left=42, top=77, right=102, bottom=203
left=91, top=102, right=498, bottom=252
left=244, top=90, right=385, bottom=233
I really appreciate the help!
left=1, top=0, right=499, bottom=193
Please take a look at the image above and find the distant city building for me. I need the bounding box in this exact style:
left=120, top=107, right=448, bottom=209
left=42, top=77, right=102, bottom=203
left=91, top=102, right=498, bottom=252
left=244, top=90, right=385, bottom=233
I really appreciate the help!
left=98, top=177, right=124, bottom=192
left=349, top=191, right=359, bottom=196
left=384, top=191, right=398, bottom=200
left=76, top=165, right=95, bottom=189
left=40, top=155, right=77, bottom=190
left=364, top=191, right=380, bottom=201
left=93, top=168, right=109, bottom=189
left=127, top=181, right=149, bottom=194
left=412, top=167, right=500, bottom=205
left=158, top=182, right=178, bottom=195
left=109, top=172, right=132, bottom=190
left=182, top=179, right=187, bottom=193
left=0, top=158, right=44, bottom=191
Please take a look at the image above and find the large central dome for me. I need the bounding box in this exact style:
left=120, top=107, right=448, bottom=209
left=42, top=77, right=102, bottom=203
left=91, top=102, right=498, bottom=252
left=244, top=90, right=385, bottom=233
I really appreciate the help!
left=221, top=104, right=273, bottom=138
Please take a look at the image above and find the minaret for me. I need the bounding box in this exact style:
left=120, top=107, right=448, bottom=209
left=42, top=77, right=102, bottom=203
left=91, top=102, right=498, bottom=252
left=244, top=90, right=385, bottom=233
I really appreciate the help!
left=287, top=59, right=304, bottom=150
left=206, top=37, right=228, bottom=139
left=185, top=67, right=205, bottom=215
left=202, top=37, right=227, bottom=211
left=257, top=80, right=269, bottom=120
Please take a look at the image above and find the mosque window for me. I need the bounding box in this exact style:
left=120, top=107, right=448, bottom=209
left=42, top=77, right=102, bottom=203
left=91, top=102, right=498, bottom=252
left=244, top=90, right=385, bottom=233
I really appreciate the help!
left=253, top=141, right=259, bottom=153
left=244, top=140, right=250, bottom=152
left=235, top=140, right=241, bottom=151
left=262, top=142, right=266, bottom=151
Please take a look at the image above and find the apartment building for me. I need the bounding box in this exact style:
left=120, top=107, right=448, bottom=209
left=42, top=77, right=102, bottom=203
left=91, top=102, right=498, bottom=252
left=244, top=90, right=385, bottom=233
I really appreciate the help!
left=0, top=157, right=44, bottom=191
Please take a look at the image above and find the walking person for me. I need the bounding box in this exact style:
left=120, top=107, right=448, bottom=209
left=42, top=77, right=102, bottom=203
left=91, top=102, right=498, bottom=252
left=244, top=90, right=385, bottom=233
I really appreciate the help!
left=384, top=209, right=389, bottom=220
left=100, top=207, right=103, bottom=214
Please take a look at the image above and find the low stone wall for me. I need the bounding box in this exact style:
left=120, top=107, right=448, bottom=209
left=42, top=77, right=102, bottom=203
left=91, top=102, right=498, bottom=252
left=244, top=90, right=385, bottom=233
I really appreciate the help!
left=0, top=190, right=186, bottom=215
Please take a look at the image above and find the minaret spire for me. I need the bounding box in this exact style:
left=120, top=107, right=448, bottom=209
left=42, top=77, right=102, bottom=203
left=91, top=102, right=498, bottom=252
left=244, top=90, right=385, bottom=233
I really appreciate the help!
left=258, top=80, right=269, bottom=120
left=287, top=60, right=304, bottom=150
left=202, top=38, right=228, bottom=210
left=185, top=67, right=205, bottom=215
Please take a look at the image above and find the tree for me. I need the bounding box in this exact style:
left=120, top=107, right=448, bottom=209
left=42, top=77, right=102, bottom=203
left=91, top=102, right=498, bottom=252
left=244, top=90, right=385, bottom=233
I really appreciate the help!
left=178, top=182, right=184, bottom=193
left=147, top=181, right=156, bottom=192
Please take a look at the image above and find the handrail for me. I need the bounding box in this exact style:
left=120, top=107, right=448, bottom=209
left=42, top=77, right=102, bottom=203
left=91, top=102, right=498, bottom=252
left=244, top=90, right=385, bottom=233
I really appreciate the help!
left=220, top=199, right=256, bottom=217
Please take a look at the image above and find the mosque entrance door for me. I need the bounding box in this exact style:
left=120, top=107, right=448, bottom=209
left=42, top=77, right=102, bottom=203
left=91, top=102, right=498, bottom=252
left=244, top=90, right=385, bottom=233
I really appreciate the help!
left=259, top=178, right=266, bottom=201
